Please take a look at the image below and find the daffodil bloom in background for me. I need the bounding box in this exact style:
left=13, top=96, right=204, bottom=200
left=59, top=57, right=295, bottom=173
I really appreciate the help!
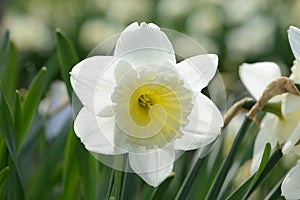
left=239, top=26, right=300, bottom=174
left=70, top=22, right=223, bottom=186
left=39, top=80, right=72, bottom=141
left=281, top=26, right=300, bottom=200
left=281, top=160, right=300, bottom=200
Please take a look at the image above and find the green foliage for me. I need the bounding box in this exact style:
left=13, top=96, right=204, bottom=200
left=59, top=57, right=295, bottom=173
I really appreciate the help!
left=20, top=67, right=47, bottom=147
left=55, top=29, right=79, bottom=98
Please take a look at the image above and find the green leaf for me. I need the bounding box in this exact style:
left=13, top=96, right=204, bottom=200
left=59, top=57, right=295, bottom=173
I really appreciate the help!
left=55, top=29, right=79, bottom=98
left=226, top=143, right=271, bottom=200
left=205, top=118, right=252, bottom=200
left=245, top=148, right=282, bottom=198
left=0, top=166, right=9, bottom=200
left=62, top=128, right=80, bottom=200
left=0, top=166, right=10, bottom=186
left=0, top=139, right=8, bottom=170
left=226, top=176, right=254, bottom=200
left=246, top=143, right=271, bottom=197
left=21, top=67, right=47, bottom=146
left=111, top=155, right=127, bottom=200
left=29, top=125, right=69, bottom=199
left=226, top=148, right=283, bottom=200
left=105, top=168, right=114, bottom=200
left=14, top=91, right=23, bottom=148
left=44, top=52, right=60, bottom=86
left=0, top=87, right=24, bottom=196
left=264, top=177, right=284, bottom=200
left=0, top=42, right=18, bottom=103
left=175, top=156, right=206, bottom=200
left=0, top=31, right=10, bottom=63
left=151, top=172, right=175, bottom=200
left=78, top=143, right=99, bottom=200
left=0, top=87, right=17, bottom=166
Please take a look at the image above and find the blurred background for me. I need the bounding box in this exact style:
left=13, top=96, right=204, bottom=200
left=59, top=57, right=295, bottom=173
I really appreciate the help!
left=0, top=0, right=299, bottom=199
left=1, top=0, right=299, bottom=95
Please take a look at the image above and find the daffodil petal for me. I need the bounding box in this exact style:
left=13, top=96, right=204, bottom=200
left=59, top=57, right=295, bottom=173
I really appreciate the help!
left=114, top=59, right=134, bottom=83
left=128, top=146, right=175, bottom=187
left=282, top=122, right=300, bottom=155
left=288, top=26, right=300, bottom=65
left=239, top=62, right=281, bottom=101
left=113, top=22, right=176, bottom=68
left=174, top=93, right=223, bottom=151
left=70, top=56, right=118, bottom=115
left=251, top=114, right=280, bottom=173
left=74, top=107, right=128, bottom=155
left=281, top=160, right=300, bottom=200
left=282, top=93, right=300, bottom=117
left=175, top=54, right=218, bottom=91
left=98, top=105, right=114, bottom=117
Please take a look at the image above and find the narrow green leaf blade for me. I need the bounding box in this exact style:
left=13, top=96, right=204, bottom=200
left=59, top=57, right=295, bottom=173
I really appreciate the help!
left=0, top=166, right=10, bottom=200
left=29, top=125, right=69, bottom=199
left=226, top=176, right=254, bottom=200
left=0, top=87, right=24, bottom=195
left=205, top=118, right=252, bottom=200
left=0, top=42, right=18, bottom=103
left=62, top=128, right=80, bottom=200
left=0, top=87, right=17, bottom=164
left=78, top=143, right=99, bottom=200
left=21, top=67, right=47, bottom=145
left=14, top=91, right=23, bottom=148
left=247, top=143, right=271, bottom=193
left=55, top=29, right=79, bottom=98
left=0, top=166, right=10, bottom=185
left=0, top=31, right=10, bottom=63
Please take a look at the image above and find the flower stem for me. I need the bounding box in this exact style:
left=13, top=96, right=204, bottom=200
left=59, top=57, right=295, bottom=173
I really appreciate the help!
left=112, top=155, right=126, bottom=200
left=119, top=157, right=128, bottom=200
left=105, top=168, right=114, bottom=200
left=205, top=117, right=252, bottom=200
left=175, top=156, right=206, bottom=200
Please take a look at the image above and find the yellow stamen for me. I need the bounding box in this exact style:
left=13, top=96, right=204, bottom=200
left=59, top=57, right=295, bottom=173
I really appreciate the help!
left=138, top=94, right=153, bottom=108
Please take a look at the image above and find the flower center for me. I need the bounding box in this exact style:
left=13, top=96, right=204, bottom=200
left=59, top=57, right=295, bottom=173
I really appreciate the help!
left=111, top=67, right=193, bottom=148
left=138, top=94, right=153, bottom=108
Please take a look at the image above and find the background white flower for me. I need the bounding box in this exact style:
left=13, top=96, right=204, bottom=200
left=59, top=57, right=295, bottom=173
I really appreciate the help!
left=39, top=80, right=72, bottom=141
left=70, top=22, right=223, bottom=186
left=281, top=160, right=300, bottom=200
left=239, top=26, right=300, bottom=173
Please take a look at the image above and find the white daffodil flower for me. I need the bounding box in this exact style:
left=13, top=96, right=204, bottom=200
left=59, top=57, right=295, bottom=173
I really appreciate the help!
left=239, top=26, right=300, bottom=173
left=70, top=22, right=223, bottom=187
left=281, top=160, right=300, bottom=200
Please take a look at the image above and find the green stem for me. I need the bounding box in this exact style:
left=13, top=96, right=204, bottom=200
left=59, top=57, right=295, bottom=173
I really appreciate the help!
left=105, top=169, right=114, bottom=200
left=205, top=117, right=252, bottom=200
left=111, top=155, right=127, bottom=200
left=175, top=156, right=206, bottom=200
left=119, top=157, right=128, bottom=200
